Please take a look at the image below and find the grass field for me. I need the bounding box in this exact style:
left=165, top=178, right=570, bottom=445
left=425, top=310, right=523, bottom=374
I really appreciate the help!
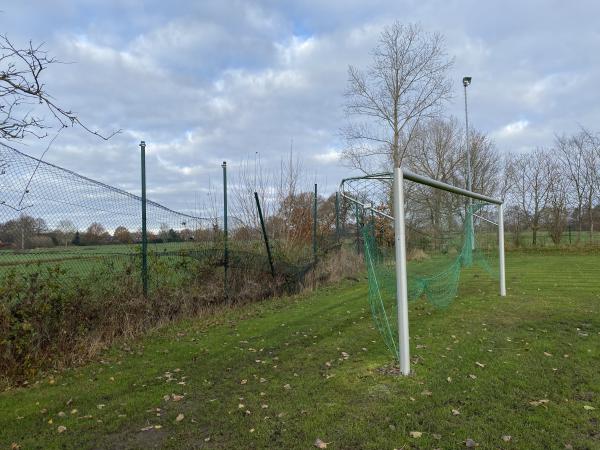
left=1, top=251, right=599, bottom=449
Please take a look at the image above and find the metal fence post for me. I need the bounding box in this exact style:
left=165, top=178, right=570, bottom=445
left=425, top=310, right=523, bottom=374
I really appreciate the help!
left=355, top=203, right=361, bottom=255
left=222, top=161, right=228, bottom=299
left=335, top=191, right=340, bottom=242
left=313, top=183, right=317, bottom=262
left=254, top=192, right=275, bottom=277
left=140, top=140, right=148, bottom=298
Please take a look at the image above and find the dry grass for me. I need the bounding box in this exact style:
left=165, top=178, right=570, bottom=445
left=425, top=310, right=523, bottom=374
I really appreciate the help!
left=408, top=248, right=430, bottom=261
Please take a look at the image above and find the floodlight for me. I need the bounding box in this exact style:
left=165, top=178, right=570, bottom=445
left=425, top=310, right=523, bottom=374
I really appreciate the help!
left=463, top=76, right=472, bottom=87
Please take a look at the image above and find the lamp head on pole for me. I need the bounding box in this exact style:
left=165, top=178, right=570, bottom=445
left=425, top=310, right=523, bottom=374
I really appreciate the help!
left=462, top=76, right=472, bottom=87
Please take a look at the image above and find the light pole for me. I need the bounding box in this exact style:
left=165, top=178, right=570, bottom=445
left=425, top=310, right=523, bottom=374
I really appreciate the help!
left=463, top=76, right=472, bottom=192
left=463, top=76, right=474, bottom=253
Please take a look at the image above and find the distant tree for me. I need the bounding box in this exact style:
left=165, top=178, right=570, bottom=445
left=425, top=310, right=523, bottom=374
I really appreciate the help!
left=555, top=128, right=597, bottom=242
left=113, top=225, right=132, bottom=244
left=83, top=222, right=106, bottom=245
left=166, top=228, right=181, bottom=242
left=72, top=231, right=81, bottom=245
left=158, top=223, right=170, bottom=242
left=0, top=214, right=46, bottom=249
left=56, top=219, right=76, bottom=247
left=544, top=160, right=569, bottom=245
left=506, top=149, right=554, bottom=245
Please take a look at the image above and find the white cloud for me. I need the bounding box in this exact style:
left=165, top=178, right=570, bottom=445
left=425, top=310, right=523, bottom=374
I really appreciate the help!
left=313, top=149, right=341, bottom=163
left=494, top=120, right=530, bottom=138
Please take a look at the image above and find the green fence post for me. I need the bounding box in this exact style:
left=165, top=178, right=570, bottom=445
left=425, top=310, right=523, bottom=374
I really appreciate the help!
left=355, top=203, right=361, bottom=255
left=335, top=191, right=340, bottom=242
left=222, top=161, right=228, bottom=300
left=140, top=140, right=148, bottom=298
left=254, top=192, right=275, bottom=277
left=313, top=183, right=318, bottom=262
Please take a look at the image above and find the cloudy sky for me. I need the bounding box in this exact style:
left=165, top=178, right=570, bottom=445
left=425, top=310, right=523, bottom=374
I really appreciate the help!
left=2, top=0, right=599, bottom=216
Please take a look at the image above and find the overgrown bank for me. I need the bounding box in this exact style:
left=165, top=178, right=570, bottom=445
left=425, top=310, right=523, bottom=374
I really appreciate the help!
left=0, top=246, right=362, bottom=386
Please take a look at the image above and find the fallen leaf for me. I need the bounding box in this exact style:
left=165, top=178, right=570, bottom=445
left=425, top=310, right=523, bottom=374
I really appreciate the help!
left=502, top=435, right=512, bottom=442
left=409, top=431, right=423, bottom=438
left=284, top=384, right=291, bottom=390
left=447, top=377, right=452, bottom=383
left=421, top=390, right=432, bottom=397
left=240, top=379, right=248, bottom=385
left=314, top=438, right=330, bottom=448
left=543, top=352, right=552, bottom=357
left=469, top=374, right=477, bottom=379
left=57, top=426, right=67, bottom=433
left=529, top=399, right=550, bottom=407
left=171, top=394, right=184, bottom=402
left=465, top=438, right=478, bottom=447
left=475, top=362, right=485, bottom=368
left=11, top=443, right=21, bottom=450
left=583, top=405, right=596, bottom=411
left=452, top=409, right=460, bottom=416
left=175, top=413, right=184, bottom=422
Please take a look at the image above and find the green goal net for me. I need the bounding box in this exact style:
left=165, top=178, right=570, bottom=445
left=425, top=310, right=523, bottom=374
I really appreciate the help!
left=342, top=173, right=501, bottom=361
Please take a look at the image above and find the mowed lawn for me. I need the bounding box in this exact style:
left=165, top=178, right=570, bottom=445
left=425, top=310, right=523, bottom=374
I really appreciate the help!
left=1, top=251, right=599, bottom=449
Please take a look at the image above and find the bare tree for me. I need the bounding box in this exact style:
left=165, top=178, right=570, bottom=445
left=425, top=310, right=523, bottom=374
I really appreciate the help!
left=506, top=149, right=554, bottom=245
left=56, top=219, right=76, bottom=247
left=404, top=118, right=463, bottom=247
left=232, top=155, right=273, bottom=230
left=342, top=22, right=453, bottom=172
left=544, top=159, right=568, bottom=245
left=555, top=129, right=596, bottom=242
left=580, top=127, right=600, bottom=240
left=0, top=34, right=118, bottom=143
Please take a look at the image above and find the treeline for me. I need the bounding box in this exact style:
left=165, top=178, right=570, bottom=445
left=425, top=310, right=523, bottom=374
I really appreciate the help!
left=0, top=190, right=345, bottom=251
left=0, top=218, right=204, bottom=250
left=349, top=117, right=600, bottom=248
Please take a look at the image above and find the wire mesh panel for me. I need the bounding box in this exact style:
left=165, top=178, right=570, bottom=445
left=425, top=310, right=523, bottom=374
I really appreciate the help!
left=342, top=172, right=501, bottom=360
left=0, top=144, right=218, bottom=297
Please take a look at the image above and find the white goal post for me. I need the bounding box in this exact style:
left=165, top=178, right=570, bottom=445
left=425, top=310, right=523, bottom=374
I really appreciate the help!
left=341, top=167, right=506, bottom=376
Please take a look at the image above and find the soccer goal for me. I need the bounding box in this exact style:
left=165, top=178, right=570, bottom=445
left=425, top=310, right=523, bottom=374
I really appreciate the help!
left=340, top=167, right=506, bottom=375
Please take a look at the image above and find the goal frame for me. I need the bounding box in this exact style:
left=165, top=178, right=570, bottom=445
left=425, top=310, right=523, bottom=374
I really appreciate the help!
left=340, top=167, right=506, bottom=376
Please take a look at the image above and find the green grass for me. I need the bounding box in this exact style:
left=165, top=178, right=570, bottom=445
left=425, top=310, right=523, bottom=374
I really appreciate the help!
left=1, top=251, right=599, bottom=449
